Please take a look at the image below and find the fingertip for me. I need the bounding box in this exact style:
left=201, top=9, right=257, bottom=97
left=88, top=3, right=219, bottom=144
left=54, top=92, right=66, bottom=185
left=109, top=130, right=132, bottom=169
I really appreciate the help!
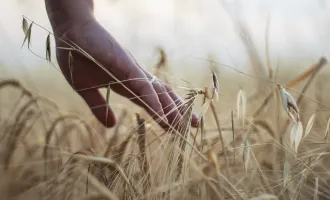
left=91, top=105, right=117, bottom=128
left=191, top=113, right=199, bottom=127
left=78, top=89, right=117, bottom=128
left=104, top=109, right=117, bottom=128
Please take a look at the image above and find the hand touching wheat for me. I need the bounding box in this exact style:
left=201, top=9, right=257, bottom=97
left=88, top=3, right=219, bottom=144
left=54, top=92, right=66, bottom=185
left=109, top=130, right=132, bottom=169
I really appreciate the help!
left=44, top=0, right=198, bottom=129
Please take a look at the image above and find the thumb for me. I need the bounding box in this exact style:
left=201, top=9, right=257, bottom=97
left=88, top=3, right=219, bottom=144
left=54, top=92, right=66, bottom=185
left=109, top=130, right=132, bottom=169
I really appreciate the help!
left=78, top=89, right=116, bottom=128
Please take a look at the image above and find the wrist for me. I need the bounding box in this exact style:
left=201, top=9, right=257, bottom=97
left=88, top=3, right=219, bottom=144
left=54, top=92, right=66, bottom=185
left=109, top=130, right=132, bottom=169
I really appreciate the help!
left=45, top=0, right=95, bottom=36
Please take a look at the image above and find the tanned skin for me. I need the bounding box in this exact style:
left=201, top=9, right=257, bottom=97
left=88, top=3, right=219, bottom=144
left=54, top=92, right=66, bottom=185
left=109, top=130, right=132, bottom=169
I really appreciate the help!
left=44, top=0, right=198, bottom=129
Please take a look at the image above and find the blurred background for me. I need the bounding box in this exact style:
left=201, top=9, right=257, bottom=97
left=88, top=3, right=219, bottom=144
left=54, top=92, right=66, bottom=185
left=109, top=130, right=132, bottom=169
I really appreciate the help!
left=2, top=0, right=330, bottom=66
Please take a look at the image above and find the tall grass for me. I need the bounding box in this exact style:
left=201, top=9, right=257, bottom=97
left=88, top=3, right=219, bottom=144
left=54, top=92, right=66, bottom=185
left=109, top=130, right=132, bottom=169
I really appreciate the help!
left=1, top=15, right=330, bottom=200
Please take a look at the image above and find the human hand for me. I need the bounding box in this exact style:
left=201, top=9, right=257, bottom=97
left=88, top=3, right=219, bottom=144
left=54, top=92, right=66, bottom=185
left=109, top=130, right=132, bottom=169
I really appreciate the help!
left=45, top=0, right=198, bottom=129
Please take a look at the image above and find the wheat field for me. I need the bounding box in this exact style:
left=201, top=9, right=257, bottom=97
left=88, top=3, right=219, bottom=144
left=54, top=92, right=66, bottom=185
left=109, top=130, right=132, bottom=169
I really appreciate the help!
left=2, top=7, right=330, bottom=200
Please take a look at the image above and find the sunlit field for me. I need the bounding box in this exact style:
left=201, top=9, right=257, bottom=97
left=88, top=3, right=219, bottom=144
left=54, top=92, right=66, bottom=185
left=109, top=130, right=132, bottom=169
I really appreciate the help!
left=1, top=1, right=330, bottom=200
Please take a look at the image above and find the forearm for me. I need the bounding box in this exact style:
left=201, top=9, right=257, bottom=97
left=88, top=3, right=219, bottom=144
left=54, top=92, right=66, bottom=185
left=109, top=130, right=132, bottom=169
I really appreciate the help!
left=44, top=0, right=95, bottom=36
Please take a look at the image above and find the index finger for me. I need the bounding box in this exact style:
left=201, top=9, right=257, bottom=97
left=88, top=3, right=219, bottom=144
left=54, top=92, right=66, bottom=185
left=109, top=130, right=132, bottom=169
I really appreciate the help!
left=114, top=54, right=169, bottom=126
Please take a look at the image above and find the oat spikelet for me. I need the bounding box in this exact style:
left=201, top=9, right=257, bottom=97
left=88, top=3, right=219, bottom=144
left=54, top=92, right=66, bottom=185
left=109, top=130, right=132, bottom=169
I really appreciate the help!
left=290, top=121, right=303, bottom=153
left=211, top=70, right=219, bottom=101
left=278, top=85, right=300, bottom=122
left=22, top=21, right=33, bottom=48
left=243, top=136, right=250, bottom=172
left=303, top=113, right=315, bottom=140
left=46, top=33, right=51, bottom=62
left=236, top=88, right=246, bottom=126
left=155, top=48, right=167, bottom=75
left=22, top=17, right=29, bottom=35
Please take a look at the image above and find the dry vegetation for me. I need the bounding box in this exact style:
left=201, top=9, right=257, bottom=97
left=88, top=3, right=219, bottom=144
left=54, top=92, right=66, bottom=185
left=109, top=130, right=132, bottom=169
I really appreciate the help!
left=1, top=14, right=330, bottom=200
